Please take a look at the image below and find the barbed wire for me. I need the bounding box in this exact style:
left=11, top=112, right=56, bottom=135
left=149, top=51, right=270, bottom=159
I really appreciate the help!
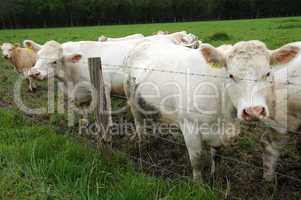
left=42, top=58, right=300, bottom=134
left=36, top=57, right=301, bottom=87
left=80, top=91, right=301, bottom=184
left=106, top=144, right=241, bottom=199
left=26, top=58, right=301, bottom=190
left=105, top=94, right=301, bottom=183
left=134, top=125, right=301, bottom=183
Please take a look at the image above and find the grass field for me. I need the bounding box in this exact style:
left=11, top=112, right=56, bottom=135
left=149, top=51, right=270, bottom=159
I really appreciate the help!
left=0, top=108, right=217, bottom=200
left=1, top=17, right=301, bottom=200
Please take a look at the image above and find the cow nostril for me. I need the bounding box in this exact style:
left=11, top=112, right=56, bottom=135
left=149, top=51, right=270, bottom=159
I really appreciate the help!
left=242, top=106, right=267, bottom=121
left=242, top=109, right=252, bottom=121
left=243, top=109, right=249, bottom=117
left=260, top=107, right=266, bottom=116
left=253, top=106, right=266, bottom=117
left=31, top=72, right=40, bottom=78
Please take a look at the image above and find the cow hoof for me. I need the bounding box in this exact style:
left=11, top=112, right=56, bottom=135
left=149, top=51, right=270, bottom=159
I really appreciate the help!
left=192, top=171, right=203, bottom=184
left=263, top=173, right=275, bottom=182
left=29, top=87, right=37, bottom=93
left=102, top=134, right=112, bottom=143
left=130, top=133, right=138, bottom=141
left=209, top=173, right=216, bottom=186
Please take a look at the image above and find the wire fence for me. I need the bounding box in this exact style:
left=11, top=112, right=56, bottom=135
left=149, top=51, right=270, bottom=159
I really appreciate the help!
left=30, top=58, right=301, bottom=197
left=103, top=63, right=301, bottom=181
left=38, top=57, right=301, bottom=85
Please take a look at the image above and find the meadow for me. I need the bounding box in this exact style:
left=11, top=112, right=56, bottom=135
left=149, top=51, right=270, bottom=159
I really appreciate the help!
left=1, top=17, right=301, bottom=199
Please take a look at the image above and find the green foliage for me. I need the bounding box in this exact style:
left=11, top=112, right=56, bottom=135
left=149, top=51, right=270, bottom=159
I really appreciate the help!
left=1, top=0, right=301, bottom=28
left=0, top=108, right=217, bottom=200
left=1, top=16, right=301, bottom=49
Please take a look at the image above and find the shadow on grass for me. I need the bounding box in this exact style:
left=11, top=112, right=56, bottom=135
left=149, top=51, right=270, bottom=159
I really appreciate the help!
left=204, top=32, right=232, bottom=42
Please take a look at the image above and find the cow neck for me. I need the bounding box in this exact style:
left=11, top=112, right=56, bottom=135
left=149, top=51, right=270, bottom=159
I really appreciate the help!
left=55, top=60, right=67, bottom=84
left=10, top=48, right=23, bottom=73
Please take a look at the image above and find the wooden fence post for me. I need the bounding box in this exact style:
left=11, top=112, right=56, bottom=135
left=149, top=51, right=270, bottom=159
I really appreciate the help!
left=88, top=57, right=111, bottom=144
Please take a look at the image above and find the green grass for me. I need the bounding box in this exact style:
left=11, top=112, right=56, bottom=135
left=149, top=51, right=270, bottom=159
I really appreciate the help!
left=1, top=16, right=301, bottom=199
left=0, top=108, right=216, bottom=200
left=1, top=16, right=301, bottom=49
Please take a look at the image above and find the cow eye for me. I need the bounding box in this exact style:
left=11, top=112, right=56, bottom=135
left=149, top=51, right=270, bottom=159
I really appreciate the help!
left=262, top=72, right=271, bottom=80
left=229, top=74, right=235, bottom=80
left=266, top=72, right=271, bottom=77
left=52, top=61, right=57, bottom=65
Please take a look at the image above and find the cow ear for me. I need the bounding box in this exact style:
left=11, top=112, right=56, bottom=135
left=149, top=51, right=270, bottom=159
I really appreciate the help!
left=23, top=40, right=42, bottom=52
left=14, top=43, right=21, bottom=48
left=64, top=54, right=82, bottom=63
left=99, top=35, right=108, bottom=42
left=200, top=44, right=227, bottom=68
left=270, top=45, right=299, bottom=66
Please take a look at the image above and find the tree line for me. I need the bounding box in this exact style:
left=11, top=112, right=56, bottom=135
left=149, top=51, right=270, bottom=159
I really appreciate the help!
left=1, top=0, right=301, bottom=29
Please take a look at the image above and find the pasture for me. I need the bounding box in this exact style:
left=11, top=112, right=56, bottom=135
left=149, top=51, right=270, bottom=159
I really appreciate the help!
left=1, top=17, right=301, bottom=199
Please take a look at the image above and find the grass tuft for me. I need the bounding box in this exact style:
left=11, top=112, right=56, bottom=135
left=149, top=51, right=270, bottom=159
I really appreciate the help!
left=205, top=32, right=231, bottom=42
left=276, top=24, right=301, bottom=29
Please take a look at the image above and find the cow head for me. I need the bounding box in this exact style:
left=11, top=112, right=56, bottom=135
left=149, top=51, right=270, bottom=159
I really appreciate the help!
left=23, top=40, right=43, bottom=52
left=1, top=43, right=16, bottom=59
left=29, top=40, right=82, bottom=80
left=154, top=30, right=170, bottom=35
left=201, top=40, right=299, bottom=122
left=98, top=35, right=108, bottom=42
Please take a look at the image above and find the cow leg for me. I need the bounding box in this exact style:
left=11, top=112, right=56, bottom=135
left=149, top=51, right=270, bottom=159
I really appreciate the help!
left=25, top=75, right=35, bottom=92
left=104, top=85, right=113, bottom=127
left=210, top=146, right=221, bottom=176
left=296, top=127, right=301, bottom=153
left=125, top=77, right=145, bottom=141
left=28, top=77, right=37, bottom=91
left=27, top=78, right=33, bottom=92
left=261, top=131, right=286, bottom=182
left=102, top=85, right=113, bottom=143
left=23, top=71, right=35, bottom=92
left=180, top=120, right=203, bottom=182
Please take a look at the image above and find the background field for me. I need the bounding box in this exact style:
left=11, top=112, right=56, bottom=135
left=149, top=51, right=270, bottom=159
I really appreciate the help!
left=1, top=17, right=301, bottom=200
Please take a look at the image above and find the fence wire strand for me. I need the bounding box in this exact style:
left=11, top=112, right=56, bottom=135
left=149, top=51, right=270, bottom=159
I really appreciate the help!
left=36, top=58, right=301, bottom=189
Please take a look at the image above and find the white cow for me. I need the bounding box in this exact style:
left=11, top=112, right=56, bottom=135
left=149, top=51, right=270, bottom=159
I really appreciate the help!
left=99, top=31, right=200, bottom=49
left=258, top=42, right=301, bottom=181
left=123, top=40, right=299, bottom=182
left=26, top=35, right=190, bottom=141
left=165, top=31, right=199, bottom=49
left=98, top=33, right=145, bottom=42
left=268, top=42, right=301, bottom=132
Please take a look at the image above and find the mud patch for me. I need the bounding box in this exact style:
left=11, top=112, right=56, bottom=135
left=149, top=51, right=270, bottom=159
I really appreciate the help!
left=107, top=120, right=301, bottom=200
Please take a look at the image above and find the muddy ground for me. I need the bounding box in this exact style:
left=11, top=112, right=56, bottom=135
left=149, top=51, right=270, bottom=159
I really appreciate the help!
left=104, top=113, right=301, bottom=200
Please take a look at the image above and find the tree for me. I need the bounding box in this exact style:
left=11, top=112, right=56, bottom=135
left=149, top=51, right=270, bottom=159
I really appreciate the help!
left=0, top=0, right=300, bottom=29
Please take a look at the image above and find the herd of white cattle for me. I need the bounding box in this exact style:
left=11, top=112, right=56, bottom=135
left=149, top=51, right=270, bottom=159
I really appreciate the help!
left=1, top=30, right=301, bottom=183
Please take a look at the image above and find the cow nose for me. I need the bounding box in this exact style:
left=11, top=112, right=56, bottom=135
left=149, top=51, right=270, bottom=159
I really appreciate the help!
left=3, top=55, right=8, bottom=59
left=30, top=71, right=41, bottom=79
left=242, top=106, right=266, bottom=121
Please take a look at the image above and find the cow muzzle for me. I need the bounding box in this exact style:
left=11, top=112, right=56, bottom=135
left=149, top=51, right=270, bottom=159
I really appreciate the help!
left=242, top=106, right=267, bottom=121
left=29, top=70, right=43, bottom=80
